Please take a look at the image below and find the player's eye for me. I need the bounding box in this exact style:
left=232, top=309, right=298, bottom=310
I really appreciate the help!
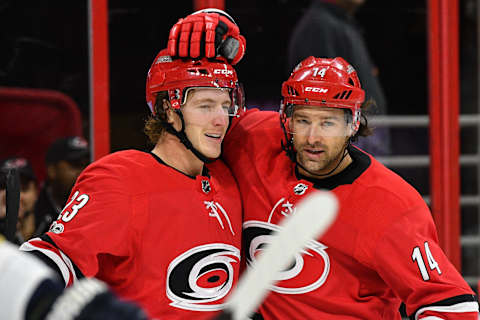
left=295, top=118, right=310, bottom=125
left=198, top=104, right=213, bottom=111
left=322, top=121, right=335, bottom=127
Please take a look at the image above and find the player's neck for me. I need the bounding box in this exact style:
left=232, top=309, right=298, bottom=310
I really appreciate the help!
left=152, top=134, right=204, bottom=176
left=298, top=152, right=353, bottom=179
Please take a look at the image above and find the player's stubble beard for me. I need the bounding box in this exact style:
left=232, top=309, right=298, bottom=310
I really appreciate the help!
left=295, top=136, right=350, bottom=177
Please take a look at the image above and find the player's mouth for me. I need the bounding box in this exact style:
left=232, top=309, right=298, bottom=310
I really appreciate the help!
left=304, top=148, right=325, bottom=159
left=205, top=133, right=223, bottom=143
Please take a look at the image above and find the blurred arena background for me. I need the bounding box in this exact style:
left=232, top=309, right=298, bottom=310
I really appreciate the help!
left=0, top=0, right=478, bottom=305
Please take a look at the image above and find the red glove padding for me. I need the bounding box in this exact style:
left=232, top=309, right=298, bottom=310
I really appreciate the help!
left=168, top=9, right=246, bottom=65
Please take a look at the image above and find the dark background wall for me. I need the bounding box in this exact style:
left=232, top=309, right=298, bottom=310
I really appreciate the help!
left=1, top=0, right=479, bottom=293
left=0, top=0, right=475, bottom=152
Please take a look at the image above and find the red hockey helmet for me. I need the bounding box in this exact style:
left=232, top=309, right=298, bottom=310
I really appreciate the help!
left=146, top=49, right=244, bottom=116
left=280, top=56, right=365, bottom=133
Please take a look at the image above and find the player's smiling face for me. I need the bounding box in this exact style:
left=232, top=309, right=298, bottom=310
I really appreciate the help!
left=181, top=88, right=231, bottom=159
left=290, top=105, right=351, bottom=177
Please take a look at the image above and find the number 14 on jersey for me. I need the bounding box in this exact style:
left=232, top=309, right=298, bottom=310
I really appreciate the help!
left=412, top=241, right=442, bottom=281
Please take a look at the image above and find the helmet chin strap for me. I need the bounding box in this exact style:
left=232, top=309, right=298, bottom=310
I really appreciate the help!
left=164, top=110, right=216, bottom=164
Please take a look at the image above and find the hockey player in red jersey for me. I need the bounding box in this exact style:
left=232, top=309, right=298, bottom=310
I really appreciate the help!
left=223, top=56, right=479, bottom=319
left=19, top=50, right=244, bottom=319
left=167, top=10, right=479, bottom=319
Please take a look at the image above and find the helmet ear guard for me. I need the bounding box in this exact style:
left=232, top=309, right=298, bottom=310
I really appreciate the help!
left=352, top=109, right=362, bottom=135
left=345, top=108, right=361, bottom=137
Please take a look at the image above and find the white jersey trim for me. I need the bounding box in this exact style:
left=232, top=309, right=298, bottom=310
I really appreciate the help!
left=415, top=301, right=479, bottom=320
left=20, top=238, right=77, bottom=286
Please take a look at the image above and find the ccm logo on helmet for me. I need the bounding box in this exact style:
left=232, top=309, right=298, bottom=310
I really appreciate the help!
left=305, top=87, right=329, bottom=93
left=214, top=69, right=233, bottom=76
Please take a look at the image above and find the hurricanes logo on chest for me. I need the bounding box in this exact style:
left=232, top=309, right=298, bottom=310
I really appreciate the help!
left=244, top=183, right=331, bottom=294
left=167, top=243, right=240, bottom=311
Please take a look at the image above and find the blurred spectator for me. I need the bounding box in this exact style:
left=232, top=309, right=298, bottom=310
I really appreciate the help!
left=287, top=0, right=391, bottom=156
left=34, top=136, right=90, bottom=235
left=0, top=157, right=38, bottom=243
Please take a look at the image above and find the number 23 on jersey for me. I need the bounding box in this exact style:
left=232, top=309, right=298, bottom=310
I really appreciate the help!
left=59, top=191, right=90, bottom=222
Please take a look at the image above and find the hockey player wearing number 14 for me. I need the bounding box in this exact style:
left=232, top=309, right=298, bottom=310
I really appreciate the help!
left=19, top=50, right=246, bottom=319
left=170, top=15, right=478, bottom=320
left=224, top=58, right=479, bottom=318
left=167, top=10, right=479, bottom=319
left=222, top=58, right=479, bottom=319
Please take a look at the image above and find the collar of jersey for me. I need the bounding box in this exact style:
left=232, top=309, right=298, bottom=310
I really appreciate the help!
left=148, top=151, right=210, bottom=179
left=294, top=144, right=371, bottom=190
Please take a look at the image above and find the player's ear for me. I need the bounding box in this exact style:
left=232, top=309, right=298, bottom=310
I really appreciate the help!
left=163, top=100, right=174, bottom=124
left=164, top=100, right=183, bottom=131
left=345, top=110, right=359, bottom=138
left=346, top=123, right=355, bottom=137
left=286, top=118, right=291, bottom=133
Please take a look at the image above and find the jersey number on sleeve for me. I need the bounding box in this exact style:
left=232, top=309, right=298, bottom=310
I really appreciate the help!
left=411, top=241, right=442, bottom=281
left=61, top=191, right=90, bottom=222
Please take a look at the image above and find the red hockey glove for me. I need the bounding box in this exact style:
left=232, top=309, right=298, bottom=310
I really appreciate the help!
left=168, top=9, right=246, bottom=65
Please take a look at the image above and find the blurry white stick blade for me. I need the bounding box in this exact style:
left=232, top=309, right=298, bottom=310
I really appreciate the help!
left=224, top=190, right=338, bottom=320
left=0, top=239, right=63, bottom=320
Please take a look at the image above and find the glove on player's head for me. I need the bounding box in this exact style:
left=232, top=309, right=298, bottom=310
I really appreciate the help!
left=167, top=8, right=246, bottom=65
left=146, top=48, right=244, bottom=116
left=280, top=56, right=365, bottom=135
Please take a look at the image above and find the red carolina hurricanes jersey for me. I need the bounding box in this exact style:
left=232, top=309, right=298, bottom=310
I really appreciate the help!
left=20, top=150, right=242, bottom=319
left=223, top=109, right=479, bottom=320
